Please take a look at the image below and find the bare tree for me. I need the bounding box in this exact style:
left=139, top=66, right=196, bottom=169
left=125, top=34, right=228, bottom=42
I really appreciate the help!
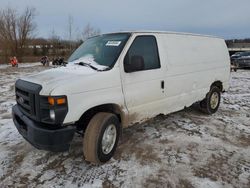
left=49, top=29, right=61, bottom=56
left=0, top=8, right=17, bottom=59
left=67, top=15, right=73, bottom=51
left=18, top=7, right=36, bottom=58
left=82, top=23, right=101, bottom=41
left=0, top=7, right=36, bottom=62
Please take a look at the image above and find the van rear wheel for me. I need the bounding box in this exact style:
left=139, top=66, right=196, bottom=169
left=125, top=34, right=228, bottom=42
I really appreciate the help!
left=200, top=86, right=221, bottom=114
left=83, top=112, right=120, bottom=164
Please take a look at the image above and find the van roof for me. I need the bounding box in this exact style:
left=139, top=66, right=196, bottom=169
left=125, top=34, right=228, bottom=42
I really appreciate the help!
left=104, top=30, right=222, bottom=40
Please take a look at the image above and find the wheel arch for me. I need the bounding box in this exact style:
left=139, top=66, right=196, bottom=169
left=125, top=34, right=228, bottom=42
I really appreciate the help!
left=211, top=80, right=223, bottom=92
left=76, top=103, right=127, bottom=132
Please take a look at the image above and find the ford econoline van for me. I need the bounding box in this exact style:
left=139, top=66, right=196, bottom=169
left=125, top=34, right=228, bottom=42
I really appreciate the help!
left=12, top=31, right=230, bottom=163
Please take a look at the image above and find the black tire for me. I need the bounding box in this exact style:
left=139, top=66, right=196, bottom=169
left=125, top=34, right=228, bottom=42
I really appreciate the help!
left=83, top=112, right=121, bottom=164
left=200, top=86, right=221, bottom=114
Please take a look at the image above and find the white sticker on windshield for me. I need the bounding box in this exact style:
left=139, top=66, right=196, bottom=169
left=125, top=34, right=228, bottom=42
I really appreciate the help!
left=106, top=41, right=121, bottom=46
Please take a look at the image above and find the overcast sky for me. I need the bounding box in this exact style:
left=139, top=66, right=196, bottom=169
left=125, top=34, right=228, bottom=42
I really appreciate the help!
left=1, top=0, right=250, bottom=39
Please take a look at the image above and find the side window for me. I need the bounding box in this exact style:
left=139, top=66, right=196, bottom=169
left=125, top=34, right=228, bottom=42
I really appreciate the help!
left=124, top=36, right=160, bottom=72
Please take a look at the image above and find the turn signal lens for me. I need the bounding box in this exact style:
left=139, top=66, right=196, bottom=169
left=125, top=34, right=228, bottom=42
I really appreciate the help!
left=48, top=96, right=66, bottom=105
left=48, top=97, right=55, bottom=105
left=57, top=98, right=66, bottom=105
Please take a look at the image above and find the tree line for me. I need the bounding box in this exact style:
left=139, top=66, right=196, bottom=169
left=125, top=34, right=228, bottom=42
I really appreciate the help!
left=0, top=7, right=100, bottom=64
left=226, top=39, right=250, bottom=45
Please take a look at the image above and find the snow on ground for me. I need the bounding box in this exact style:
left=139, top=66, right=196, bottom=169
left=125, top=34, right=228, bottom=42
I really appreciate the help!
left=0, top=62, right=41, bottom=69
left=0, top=65, right=249, bottom=188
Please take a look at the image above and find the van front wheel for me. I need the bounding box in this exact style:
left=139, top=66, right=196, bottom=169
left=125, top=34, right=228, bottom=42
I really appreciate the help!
left=83, top=112, right=120, bottom=164
left=200, top=86, right=221, bottom=114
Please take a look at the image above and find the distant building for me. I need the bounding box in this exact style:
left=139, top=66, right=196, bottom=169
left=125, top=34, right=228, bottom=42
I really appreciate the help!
left=226, top=39, right=250, bottom=55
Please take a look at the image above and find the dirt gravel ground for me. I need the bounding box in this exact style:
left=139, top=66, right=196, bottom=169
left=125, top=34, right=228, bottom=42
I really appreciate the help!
left=0, top=64, right=249, bottom=188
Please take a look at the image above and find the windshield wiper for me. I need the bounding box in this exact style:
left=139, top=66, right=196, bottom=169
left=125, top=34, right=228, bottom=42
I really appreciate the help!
left=76, top=62, right=99, bottom=71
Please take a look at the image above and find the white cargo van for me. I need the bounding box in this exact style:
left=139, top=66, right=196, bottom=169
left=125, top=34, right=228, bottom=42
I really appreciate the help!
left=12, top=31, right=230, bottom=163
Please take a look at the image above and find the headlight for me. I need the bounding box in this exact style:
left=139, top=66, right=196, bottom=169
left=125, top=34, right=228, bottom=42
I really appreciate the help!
left=50, top=110, right=56, bottom=120
left=40, top=95, right=68, bottom=125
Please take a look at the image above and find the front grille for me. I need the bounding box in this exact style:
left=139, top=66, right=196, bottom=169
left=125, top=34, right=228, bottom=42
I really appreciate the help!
left=15, top=79, right=42, bottom=121
left=16, top=87, right=36, bottom=118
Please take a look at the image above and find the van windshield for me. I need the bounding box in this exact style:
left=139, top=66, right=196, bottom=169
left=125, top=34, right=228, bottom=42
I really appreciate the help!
left=68, top=33, right=131, bottom=69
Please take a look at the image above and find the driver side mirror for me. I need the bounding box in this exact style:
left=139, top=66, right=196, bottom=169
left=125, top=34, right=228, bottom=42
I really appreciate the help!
left=124, top=55, right=145, bottom=73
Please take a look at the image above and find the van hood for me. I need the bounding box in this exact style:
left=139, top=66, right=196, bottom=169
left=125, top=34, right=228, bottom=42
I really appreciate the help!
left=21, top=64, right=120, bottom=95
left=24, top=64, right=97, bottom=83
left=22, top=65, right=97, bottom=95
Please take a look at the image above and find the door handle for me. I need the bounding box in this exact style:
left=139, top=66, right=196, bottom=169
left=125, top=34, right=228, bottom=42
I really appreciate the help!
left=161, top=80, right=164, bottom=89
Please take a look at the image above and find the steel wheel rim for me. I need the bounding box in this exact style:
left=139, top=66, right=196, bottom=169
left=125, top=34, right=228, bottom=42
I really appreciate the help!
left=101, top=124, right=117, bottom=154
left=210, top=92, right=219, bottom=109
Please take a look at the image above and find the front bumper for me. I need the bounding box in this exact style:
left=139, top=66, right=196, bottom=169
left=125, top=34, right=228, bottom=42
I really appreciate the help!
left=12, top=105, right=76, bottom=152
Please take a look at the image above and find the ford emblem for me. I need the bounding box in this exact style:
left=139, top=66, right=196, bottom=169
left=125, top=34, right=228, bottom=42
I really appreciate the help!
left=18, top=96, right=24, bottom=104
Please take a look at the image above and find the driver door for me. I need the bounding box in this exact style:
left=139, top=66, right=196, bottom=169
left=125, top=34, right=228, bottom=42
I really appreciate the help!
left=120, top=35, right=166, bottom=125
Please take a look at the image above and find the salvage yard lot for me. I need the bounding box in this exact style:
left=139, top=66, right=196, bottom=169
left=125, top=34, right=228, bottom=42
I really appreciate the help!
left=0, top=64, right=249, bottom=188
